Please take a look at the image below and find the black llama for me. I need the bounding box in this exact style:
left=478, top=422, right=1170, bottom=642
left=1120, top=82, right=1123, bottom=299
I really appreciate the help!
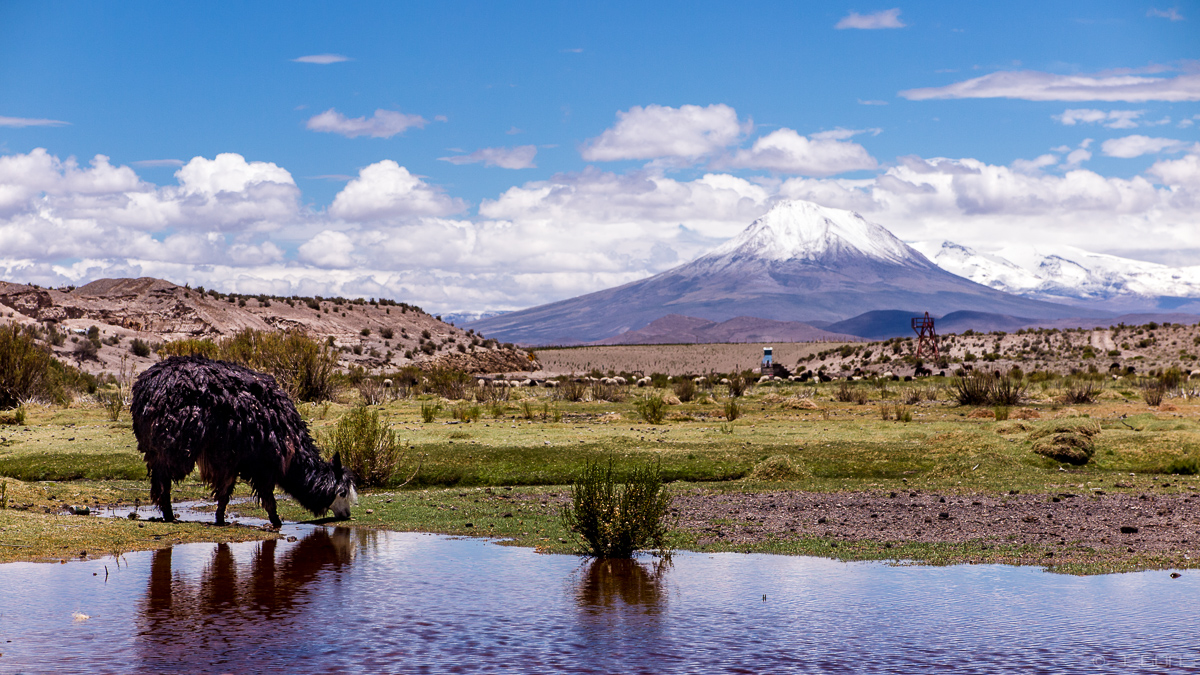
left=131, top=355, right=356, bottom=528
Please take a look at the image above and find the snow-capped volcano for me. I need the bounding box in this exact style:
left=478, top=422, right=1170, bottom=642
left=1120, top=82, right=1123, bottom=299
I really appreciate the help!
left=704, top=200, right=926, bottom=266
left=470, top=199, right=1095, bottom=344
left=912, top=240, right=1200, bottom=311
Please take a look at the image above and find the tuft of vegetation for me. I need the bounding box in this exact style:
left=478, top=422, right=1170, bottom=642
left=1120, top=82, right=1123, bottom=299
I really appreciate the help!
left=129, top=338, right=152, bottom=358
left=1140, top=379, right=1168, bottom=407
left=452, top=403, right=482, bottom=423
left=318, top=405, right=406, bottom=488
left=100, top=389, right=124, bottom=422
left=723, top=398, right=740, bottom=421
left=557, top=380, right=587, bottom=403
left=951, top=372, right=1027, bottom=407
left=672, top=378, right=696, bottom=403
left=420, top=402, right=441, bottom=423
left=748, top=454, right=808, bottom=481
left=635, top=395, right=667, bottom=424
left=1062, top=378, right=1103, bottom=404
left=1030, top=419, right=1101, bottom=465
left=562, top=459, right=672, bottom=558
left=726, top=373, right=748, bottom=398
left=1166, top=456, right=1200, bottom=475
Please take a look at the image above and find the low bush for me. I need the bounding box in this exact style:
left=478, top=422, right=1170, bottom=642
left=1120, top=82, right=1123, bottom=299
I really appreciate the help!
left=452, top=403, right=482, bottom=423
left=1141, top=379, right=1168, bottom=406
left=557, top=380, right=587, bottom=402
left=318, top=405, right=405, bottom=488
left=635, top=395, right=666, bottom=424
left=727, top=374, right=748, bottom=398
left=591, top=381, right=627, bottom=403
left=100, top=389, right=124, bottom=422
left=951, top=372, right=1027, bottom=407
left=420, top=402, right=441, bottom=423
left=672, top=378, right=696, bottom=403
left=129, top=338, right=152, bottom=358
left=1, top=324, right=54, bottom=409
left=562, top=459, right=672, bottom=558
left=1062, top=378, right=1103, bottom=404
left=723, top=398, right=740, bottom=421
left=425, top=366, right=470, bottom=400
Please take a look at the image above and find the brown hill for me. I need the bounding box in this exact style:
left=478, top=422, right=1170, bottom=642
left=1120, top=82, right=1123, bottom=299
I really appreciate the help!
left=0, top=278, right=533, bottom=376
left=592, top=314, right=864, bottom=345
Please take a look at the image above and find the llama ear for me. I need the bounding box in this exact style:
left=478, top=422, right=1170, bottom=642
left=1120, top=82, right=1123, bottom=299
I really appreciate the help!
left=332, top=452, right=343, bottom=472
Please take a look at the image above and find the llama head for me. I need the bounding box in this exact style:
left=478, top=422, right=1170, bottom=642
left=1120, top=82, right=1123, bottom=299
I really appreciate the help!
left=329, top=452, right=358, bottom=519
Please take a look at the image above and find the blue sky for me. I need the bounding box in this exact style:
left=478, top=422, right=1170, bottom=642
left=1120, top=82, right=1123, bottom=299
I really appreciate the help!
left=2, top=1, right=1198, bottom=314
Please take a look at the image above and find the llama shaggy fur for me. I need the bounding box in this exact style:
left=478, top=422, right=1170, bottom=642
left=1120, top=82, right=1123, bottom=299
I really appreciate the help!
left=131, top=355, right=356, bottom=528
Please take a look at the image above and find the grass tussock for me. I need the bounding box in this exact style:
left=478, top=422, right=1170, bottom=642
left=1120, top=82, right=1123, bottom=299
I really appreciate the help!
left=748, top=454, right=808, bottom=481
left=635, top=395, right=667, bottom=424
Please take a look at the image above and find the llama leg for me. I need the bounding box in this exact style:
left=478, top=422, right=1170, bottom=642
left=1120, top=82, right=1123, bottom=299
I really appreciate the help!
left=261, top=491, right=282, bottom=529
left=215, top=494, right=229, bottom=526
left=150, top=466, right=175, bottom=523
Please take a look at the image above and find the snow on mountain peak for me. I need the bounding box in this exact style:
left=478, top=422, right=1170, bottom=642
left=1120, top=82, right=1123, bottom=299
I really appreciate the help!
left=708, top=200, right=925, bottom=265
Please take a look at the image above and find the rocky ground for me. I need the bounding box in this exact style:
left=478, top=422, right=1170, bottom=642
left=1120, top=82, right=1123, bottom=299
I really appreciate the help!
left=672, top=486, right=1200, bottom=567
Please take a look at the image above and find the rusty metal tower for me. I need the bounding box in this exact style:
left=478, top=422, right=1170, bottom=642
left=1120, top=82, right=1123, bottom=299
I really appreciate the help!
left=912, top=312, right=939, bottom=360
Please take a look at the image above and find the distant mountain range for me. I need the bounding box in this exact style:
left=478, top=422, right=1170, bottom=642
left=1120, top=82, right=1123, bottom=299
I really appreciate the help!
left=468, top=200, right=1105, bottom=345
left=591, top=314, right=864, bottom=345
left=911, top=241, right=1200, bottom=313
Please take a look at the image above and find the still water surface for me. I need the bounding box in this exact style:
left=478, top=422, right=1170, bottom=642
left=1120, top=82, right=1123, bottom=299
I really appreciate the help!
left=0, top=525, right=1196, bottom=674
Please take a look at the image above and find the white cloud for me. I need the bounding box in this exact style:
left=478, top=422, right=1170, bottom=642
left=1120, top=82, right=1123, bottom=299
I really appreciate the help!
left=0, top=116, right=70, bottom=128
left=1054, top=108, right=1145, bottom=129
left=1100, top=135, right=1192, bottom=158
left=329, top=160, right=467, bottom=220
left=1147, top=151, right=1200, bottom=186
left=1010, top=153, right=1059, bottom=173
left=835, top=9, right=905, bottom=29
left=722, top=128, right=878, bottom=175
left=901, top=70, right=1200, bottom=102
left=439, top=145, right=537, bottom=169
left=1147, top=7, right=1184, bottom=21
left=292, top=54, right=352, bottom=64
left=857, top=99, right=889, bottom=106
left=175, top=153, right=294, bottom=195
left=1064, top=147, right=1093, bottom=166
left=580, top=104, right=747, bottom=162
left=298, top=230, right=356, bottom=267
left=305, top=109, right=428, bottom=138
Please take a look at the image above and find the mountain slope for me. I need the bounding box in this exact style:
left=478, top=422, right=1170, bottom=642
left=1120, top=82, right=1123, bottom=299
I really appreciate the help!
left=593, top=314, right=863, bottom=345
left=468, top=200, right=1102, bottom=345
left=912, top=240, right=1200, bottom=312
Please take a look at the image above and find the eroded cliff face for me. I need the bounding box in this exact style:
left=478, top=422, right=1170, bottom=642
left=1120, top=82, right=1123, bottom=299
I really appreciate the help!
left=0, top=278, right=534, bottom=376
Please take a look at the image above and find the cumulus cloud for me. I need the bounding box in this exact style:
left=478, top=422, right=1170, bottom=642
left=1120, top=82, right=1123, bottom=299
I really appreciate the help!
left=721, top=128, right=878, bottom=175
left=0, top=116, right=69, bottom=128
left=1100, top=135, right=1192, bottom=158
left=580, top=104, right=747, bottom=162
left=305, top=109, right=428, bottom=138
left=439, top=145, right=537, bottom=169
left=298, top=230, right=356, bottom=267
left=292, top=54, right=353, bottom=64
left=835, top=9, right=905, bottom=29
left=1010, top=153, right=1059, bottom=174
left=329, top=160, right=467, bottom=220
left=901, top=70, right=1200, bottom=102
left=1054, top=108, right=1145, bottom=129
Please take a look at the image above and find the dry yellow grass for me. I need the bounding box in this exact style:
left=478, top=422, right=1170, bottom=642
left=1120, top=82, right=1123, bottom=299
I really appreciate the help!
left=534, top=341, right=849, bottom=376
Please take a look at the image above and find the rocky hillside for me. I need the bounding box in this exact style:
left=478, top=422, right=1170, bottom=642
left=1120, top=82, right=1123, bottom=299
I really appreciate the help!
left=0, top=277, right=534, bottom=376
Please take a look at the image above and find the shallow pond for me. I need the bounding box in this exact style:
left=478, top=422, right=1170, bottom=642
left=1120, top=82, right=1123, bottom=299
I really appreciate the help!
left=0, top=525, right=1196, bottom=673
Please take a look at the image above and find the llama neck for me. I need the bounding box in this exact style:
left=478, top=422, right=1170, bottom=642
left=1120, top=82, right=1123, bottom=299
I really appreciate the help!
left=280, top=442, right=338, bottom=515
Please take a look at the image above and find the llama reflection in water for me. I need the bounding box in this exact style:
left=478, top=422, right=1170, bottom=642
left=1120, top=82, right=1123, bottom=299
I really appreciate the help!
left=139, top=527, right=373, bottom=666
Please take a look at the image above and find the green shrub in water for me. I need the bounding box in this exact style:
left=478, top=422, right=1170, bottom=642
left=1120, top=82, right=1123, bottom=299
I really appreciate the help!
left=563, top=459, right=672, bottom=558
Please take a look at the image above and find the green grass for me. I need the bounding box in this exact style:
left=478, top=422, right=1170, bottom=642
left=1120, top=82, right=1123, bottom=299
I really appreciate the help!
left=5, top=380, right=1200, bottom=568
